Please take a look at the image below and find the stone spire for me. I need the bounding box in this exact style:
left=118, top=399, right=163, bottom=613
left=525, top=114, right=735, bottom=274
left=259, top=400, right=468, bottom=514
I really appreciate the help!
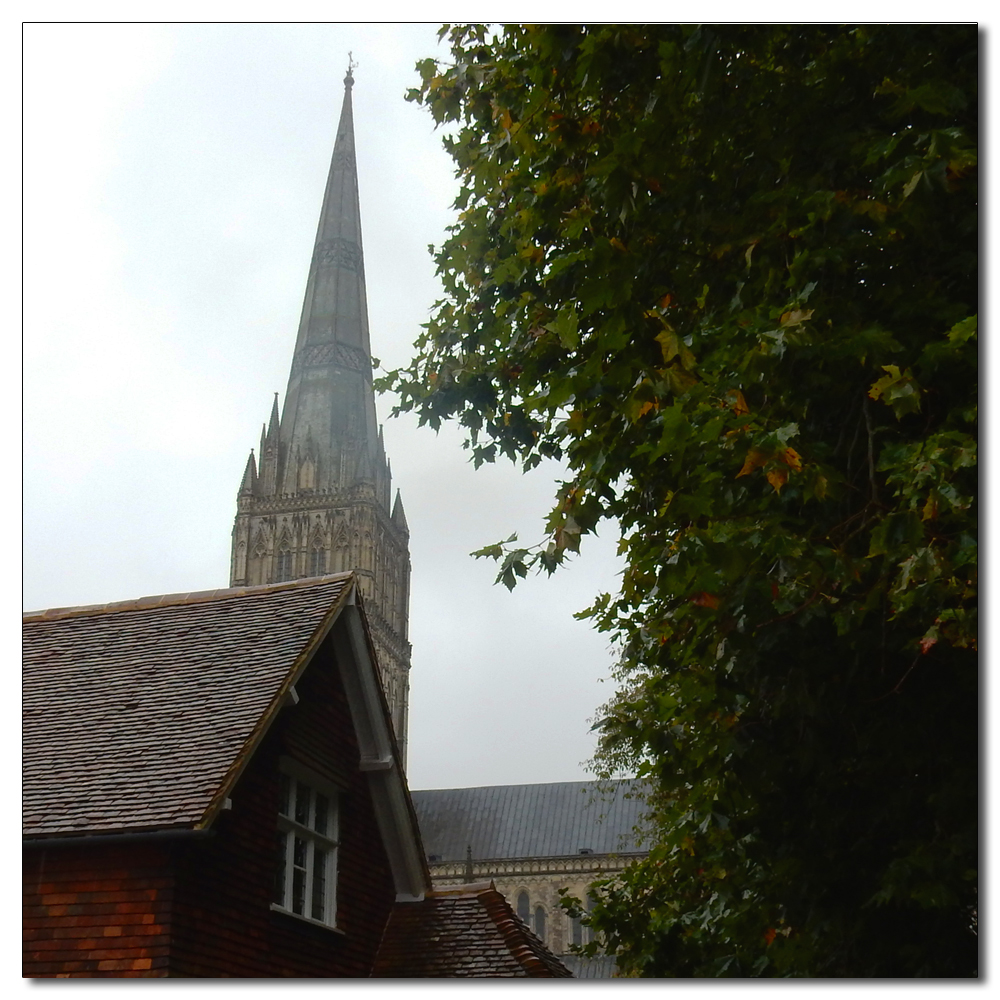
left=391, top=489, right=409, bottom=535
left=230, top=66, right=412, bottom=765
left=276, top=64, right=385, bottom=498
left=238, top=450, right=257, bottom=496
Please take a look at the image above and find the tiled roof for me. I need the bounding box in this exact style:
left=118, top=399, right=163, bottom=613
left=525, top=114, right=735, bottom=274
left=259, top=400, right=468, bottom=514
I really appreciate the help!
left=411, top=780, right=647, bottom=861
left=23, top=575, right=353, bottom=839
left=373, top=881, right=573, bottom=977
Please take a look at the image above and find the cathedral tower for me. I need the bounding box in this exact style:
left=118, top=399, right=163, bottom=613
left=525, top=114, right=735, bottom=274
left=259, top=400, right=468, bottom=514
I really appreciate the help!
left=230, top=68, right=412, bottom=759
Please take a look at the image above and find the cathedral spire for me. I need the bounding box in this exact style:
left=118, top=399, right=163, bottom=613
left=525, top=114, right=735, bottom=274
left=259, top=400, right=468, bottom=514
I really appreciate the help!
left=232, top=68, right=411, bottom=764
left=276, top=65, right=383, bottom=497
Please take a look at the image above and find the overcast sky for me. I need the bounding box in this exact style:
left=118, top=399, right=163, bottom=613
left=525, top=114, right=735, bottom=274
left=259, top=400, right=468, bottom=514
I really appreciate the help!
left=23, top=23, right=626, bottom=792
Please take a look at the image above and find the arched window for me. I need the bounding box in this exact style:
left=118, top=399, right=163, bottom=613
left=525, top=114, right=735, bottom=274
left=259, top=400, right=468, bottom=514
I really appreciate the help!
left=534, top=905, right=546, bottom=943
left=585, top=891, right=599, bottom=947
left=276, top=548, right=294, bottom=581
left=516, top=891, right=530, bottom=926
left=234, top=541, right=247, bottom=581
left=309, top=547, right=326, bottom=576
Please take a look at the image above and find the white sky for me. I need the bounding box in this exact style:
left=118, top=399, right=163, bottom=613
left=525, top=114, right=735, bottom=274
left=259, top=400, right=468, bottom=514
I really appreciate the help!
left=18, top=16, right=992, bottom=1000
left=22, top=22, right=627, bottom=792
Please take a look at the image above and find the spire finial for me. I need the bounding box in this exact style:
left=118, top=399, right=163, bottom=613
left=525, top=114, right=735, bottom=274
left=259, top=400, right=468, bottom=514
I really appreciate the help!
left=345, top=52, right=357, bottom=88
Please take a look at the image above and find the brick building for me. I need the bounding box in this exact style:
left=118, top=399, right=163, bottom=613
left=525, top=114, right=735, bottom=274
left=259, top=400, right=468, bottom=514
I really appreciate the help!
left=22, top=574, right=569, bottom=978
left=412, top=780, right=647, bottom=975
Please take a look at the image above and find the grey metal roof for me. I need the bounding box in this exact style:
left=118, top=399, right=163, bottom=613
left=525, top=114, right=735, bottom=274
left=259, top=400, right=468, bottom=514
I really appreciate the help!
left=410, top=780, right=647, bottom=861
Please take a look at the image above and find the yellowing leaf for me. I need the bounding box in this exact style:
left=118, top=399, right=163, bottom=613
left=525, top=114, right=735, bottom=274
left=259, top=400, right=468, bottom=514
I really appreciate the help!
left=663, top=365, right=698, bottom=394
left=737, top=449, right=768, bottom=478
left=777, top=447, right=802, bottom=471
left=868, top=365, right=901, bottom=399
left=903, top=170, right=923, bottom=199
left=610, top=237, right=628, bottom=252
left=692, top=592, right=720, bottom=609
left=726, top=389, right=750, bottom=416
left=655, top=327, right=681, bottom=362
left=767, top=468, right=788, bottom=492
left=654, top=324, right=696, bottom=370
left=868, top=365, right=922, bottom=417
left=780, top=308, right=814, bottom=327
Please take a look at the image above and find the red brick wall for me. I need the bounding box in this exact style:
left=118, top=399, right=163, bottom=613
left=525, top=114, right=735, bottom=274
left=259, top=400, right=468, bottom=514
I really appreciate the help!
left=23, top=841, right=174, bottom=977
left=24, top=635, right=401, bottom=978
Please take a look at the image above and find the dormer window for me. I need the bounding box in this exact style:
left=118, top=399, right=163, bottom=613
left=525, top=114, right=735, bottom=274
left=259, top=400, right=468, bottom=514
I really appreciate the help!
left=272, top=764, right=340, bottom=928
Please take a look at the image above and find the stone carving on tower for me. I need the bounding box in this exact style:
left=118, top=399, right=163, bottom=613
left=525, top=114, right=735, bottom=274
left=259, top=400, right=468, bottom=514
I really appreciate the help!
left=230, top=67, right=412, bottom=762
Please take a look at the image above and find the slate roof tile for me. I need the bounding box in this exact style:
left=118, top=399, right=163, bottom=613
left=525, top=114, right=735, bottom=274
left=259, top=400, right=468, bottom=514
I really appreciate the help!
left=23, top=575, right=352, bottom=839
left=373, top=882, right=572, bottom=978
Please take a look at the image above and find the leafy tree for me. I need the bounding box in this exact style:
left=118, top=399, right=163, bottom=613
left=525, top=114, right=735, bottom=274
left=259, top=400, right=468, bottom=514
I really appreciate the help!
left=381, top=25, right=977, bottom=976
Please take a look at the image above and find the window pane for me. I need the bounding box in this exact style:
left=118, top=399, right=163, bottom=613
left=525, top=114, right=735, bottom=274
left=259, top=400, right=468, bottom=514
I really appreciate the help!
left=516, top=891, right=530, bottom=924
left=534, top=906, right=546, bottom=943
left=295, top=781, right=310, bottom=826
left=276, top=773, right=337, bottom=926
left=571, top=914, right=583, bottom=947
left=314, top=793, right=329, bottom=835
left=292, top=837, right=307, bottom=915
left=311, top=848, right=328, bottom=922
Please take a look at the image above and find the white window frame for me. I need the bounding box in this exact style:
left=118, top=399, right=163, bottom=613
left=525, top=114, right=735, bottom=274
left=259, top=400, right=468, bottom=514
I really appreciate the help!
left=270, top=758, right=342, bottom=931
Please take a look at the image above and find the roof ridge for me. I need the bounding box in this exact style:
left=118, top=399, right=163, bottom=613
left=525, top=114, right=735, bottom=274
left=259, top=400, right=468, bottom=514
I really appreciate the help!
left=427, top=880, right=495, bottom=897
left=477, top=887, right=573, bottom=978
left=22, top=572, right=356, bottom=623
left=411, top=778, right=633, bottom=794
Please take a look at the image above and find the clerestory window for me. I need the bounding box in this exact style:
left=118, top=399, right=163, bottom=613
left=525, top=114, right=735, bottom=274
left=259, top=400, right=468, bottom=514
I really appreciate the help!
left=309, top=547, right=326, bottom=577
left=534, top=905, right=547, bottom=943
left=272, top=766, right=339, bottom=928
left=276, top=548, right=294, bottom=581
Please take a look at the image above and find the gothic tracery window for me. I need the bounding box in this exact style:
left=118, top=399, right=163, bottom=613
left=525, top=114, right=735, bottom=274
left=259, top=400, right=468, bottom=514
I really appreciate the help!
left=534, top=905, right=547, bottom=943
left=309, top=547, right=326, bottom=577
left=276, top=548, right=294, bottom=581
